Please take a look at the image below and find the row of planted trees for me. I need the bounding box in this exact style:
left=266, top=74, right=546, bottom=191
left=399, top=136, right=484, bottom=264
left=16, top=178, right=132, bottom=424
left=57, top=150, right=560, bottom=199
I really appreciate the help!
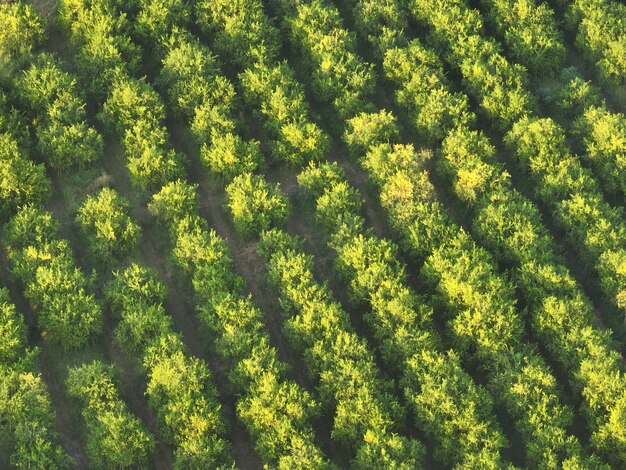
left=470, top=0, right=626, bottom=233
left=262, top=0, right=593, bottom=466
left=369, top=15, right=626, bottom=466
left=193, top=0, right=524, bottom=467
left=190, top=0, right=626, bottom=464
left=378, top=0, right=626, bottom=465
left=0, top=33, right=65, bottom=462
left=0, top=4, right=156, bottom=468
left=365, top=1, right=626, bottom=464
left=187, top=0, right=498, bottom=466
left=403, top=1, right=626, bottom=336
left=5, top=0, right=626, bottom=467
left=0, top=3, right=103, bottom=350
left=137, top=0, right=425, bottom=466
left=3, top=2, right=238, bottom=468
left=55, top=0, right=340, bottom=467
left=52, top=0, right=246, bottom=467
left=298, top=159, right=513, bottom=468
left=563, top=0, right=626, bottom=85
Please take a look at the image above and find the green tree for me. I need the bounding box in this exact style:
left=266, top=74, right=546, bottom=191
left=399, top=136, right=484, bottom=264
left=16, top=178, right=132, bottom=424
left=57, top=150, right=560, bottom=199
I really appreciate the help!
left=0, top=133, right=50, bottom=218
left=66, top=361, right=155, bottom=469
left=148, top=179, right=199, bottom=228
left=0, top=3, right=45, bottom=65
left=200, top=133, right=262, bottom=182
left=77, top=187, right=141, bottom=259
left=4, top=205, right=103, bottom=348
left=195, top=0, right=280, bottom=68
left=225, top=173, right=289, bottom=237
left=18, top=54, right=103, bottom=169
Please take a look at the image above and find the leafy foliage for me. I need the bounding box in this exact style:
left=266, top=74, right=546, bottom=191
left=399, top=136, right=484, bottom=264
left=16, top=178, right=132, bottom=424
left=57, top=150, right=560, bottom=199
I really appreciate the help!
left=4, top=206, right=102, bottom=349
left=147, top=181, right=331, bottom=467
left=565, top=0, right=626, bottom=84
left=258, top=228, right=424, bottom=467
left=194, top=0, right=279, bottom=68
left=100, top=76, right=184, bottom=189
left=0, top=289, right=69, bottom=469
left=0, top=132, right=50, bottom=219
left=107, top=264, right=235, bottom=468
left=479, top=0, right=566, bottom=75
left=299, top=161, right=509, bottom=467
left=345, top=111, right=593, bottom=467
left=0, top=3, right=45, bottom=66
left=77, top=187, right=141, bottom=259
left=66, top=361, right=155, bottom=469
left=17, top=54, right=103, bottom=169
left=159, top=34, right=262, bottom=181
left=382, top=39, right=475, bottom=143
left=225, top=173, right=289, bottom=237
left=573, top=105, right=626, bottom=197
left=268, top=0, right=376, bottom=119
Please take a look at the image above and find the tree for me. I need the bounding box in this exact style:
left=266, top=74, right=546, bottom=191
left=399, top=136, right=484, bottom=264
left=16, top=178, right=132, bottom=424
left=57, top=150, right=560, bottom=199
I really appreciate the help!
left=573, top=105, right=626, bottom=196
left=17, top=54, right=103, bottom=169
left=439, top=127, right=503, bottom=204
left=57, top=0, right=141, bottom=99
left=66, top=361, right=155, bottom=469
left=143, top=335, right=232, bottom=468
left=0, top=289, right=28, bottom=366
left=0, top=3, right=45, bottom=64
left=77, top=187, right=141, bottom=260
left=555, top=72, right=601, bottom=118
left=200, top=133, right=262, bottom=182
left=257, top=228, right=423, bottom=464
left=148, top=179, right=199, bottom=228
left=225, top=173, right=289, bottom=237
left=480, top=0, right=566, bottom=75
left=0, top=133, right=50, bottom=218
left=0, top=369, right=69, bottom=469
left=383, top=40, right=475, bottom=143
left=195, top=0, right=280, bottom=68
left=344, top=110, right=399, bottom=157
left=239, top=61, right=329, bottom=166
left=135, top=0, right=191, bottom=46
left=4, top=205, right=103, bottom=349
left=101, top=77, right=184, bottom=189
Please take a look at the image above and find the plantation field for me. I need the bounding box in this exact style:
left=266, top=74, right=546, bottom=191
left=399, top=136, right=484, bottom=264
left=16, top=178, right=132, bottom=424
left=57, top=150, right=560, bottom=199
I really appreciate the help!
left=3, top=0, right=626, bottom=468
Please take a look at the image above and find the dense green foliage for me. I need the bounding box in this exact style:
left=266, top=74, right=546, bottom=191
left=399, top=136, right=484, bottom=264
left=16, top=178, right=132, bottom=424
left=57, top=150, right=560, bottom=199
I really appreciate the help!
left=564, top=0, right=626, bottom=84
left=258, top=229, right=424, bottom=468
left=66, top=361, right=155, bottom=469
left=4, top=206, right=102, bottom=349
left=299, top=162, right=509, bottom=467
left=0, top=289, right=68, bottom=469
left=57, top=0, right=142, bottom=100
left=382, top=41, right=474, bottom=144
left=16, top=54, right=103, bottom=169
left=572, top=103, right=626, bottom=198
left=195, top=0, right=279, bottom=68
left=267, top=0, right=376, bottom=119
left=0, top=3, right=44, bottom=66
left=479, top=0, right=566, bottom=75
left=346, top=112, right=591, bottom=468
left=408, top=0, right=535, bottom=130
left=0, top=95, right=49, bottom=218
left=77, top=187, right=141, bottom=259
left=147, top=183, right=331, bottom=467
left=159, top=34, right=262, bottom=181
left=225, top=173, right=289, bottom=237
left=100, top=76, right=184, bottom=190
left=3, top=0, right=626, bottom=467
left=357, top=1, right=626, bottom=462
left=108, top=264, right=235, bottom=468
